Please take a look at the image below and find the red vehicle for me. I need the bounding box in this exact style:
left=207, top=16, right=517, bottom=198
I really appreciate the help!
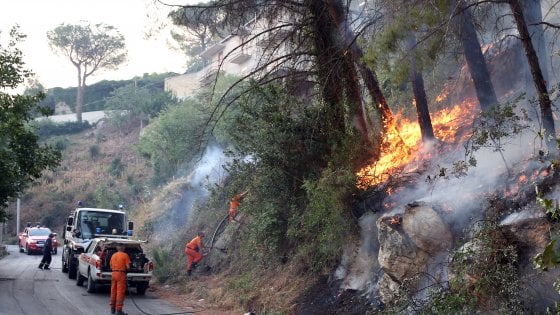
left=18, top=227, right=58, bottom=255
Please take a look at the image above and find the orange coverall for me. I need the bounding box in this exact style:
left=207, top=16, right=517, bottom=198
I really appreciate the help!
left=110, top=251, right=131, bottom=312
left=229, top=193, right=243, bottom=222
left=185, top=236, right=203, bottom=271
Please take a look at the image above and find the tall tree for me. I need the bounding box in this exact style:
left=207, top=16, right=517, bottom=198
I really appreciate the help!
left=47, top=23, right=127, bottom=122
left=522, top=0, right=548, bottom=91
left=168, top=4, right=223, bottom=58
left=170, top=0, right=394, bottom=166
left=0, top=26, right=61, bottom=221
left=455, top=1, right=499, bottom=111
left=509, top=0, right=556, bottom=149
left=407, top=35, right=435, bottom=142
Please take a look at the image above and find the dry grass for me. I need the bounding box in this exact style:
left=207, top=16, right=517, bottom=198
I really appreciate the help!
left=174, top=261, right=316, bottom=314
left=12, top=120, right=153, bottom=232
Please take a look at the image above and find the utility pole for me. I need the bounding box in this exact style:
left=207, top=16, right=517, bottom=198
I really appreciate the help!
left=17, top=198, right=20, bottom=235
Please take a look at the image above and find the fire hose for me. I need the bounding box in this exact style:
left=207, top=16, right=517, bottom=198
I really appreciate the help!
left=128, top=209, right=241, bottom=314
left=128, top=282, right=205, bottom=315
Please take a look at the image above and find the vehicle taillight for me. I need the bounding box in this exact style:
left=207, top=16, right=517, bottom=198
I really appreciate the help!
left=96, top=259, right=101, bottom=270
left=149, top=261, right=154, bottom=272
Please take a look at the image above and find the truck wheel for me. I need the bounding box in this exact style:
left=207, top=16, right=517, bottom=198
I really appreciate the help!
left=61, top=250, right=68, bottom=273
left=86, top=269, right=96, bottom=293
left=68, top=255, right=77, bottom=279
left=76, top=270, right=85, bottom=287
left=136, top=282, right=149, bottom=295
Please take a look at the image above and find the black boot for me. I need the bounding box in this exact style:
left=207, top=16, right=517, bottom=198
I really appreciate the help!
left=110, top=308, right=115, bottom=314
left=43, top=264, right=50, bottom=270
left=38, top=263, right=44, bottom=269
left=187, top=269, right=192, bottom=276
left=115, top=311, right=128, bottom=315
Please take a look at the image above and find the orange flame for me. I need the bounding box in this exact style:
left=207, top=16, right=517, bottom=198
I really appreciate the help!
left=357, top=98, right=479, bottom=188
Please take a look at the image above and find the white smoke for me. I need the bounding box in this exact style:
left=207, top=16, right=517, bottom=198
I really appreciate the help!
left=150, top=145, right=230, bottom=243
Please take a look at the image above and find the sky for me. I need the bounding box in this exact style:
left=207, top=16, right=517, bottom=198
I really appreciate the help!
left=0, top=0, right=199, bottom=89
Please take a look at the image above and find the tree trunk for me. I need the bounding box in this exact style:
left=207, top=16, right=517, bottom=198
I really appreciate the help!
left=76, top=70, right=83, bottom=123
left=457, top=1, right=498, bottom=111
left=509, top=0, right=556, bottom=150
left=323, top=0, right=402, bottom=161
left=408, top=35, right=435, bottom=142
left=522, top=0, right=548, bottom=91
left=307, top=0, right=382, bottom=167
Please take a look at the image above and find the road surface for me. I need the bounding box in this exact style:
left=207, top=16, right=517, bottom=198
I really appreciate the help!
left=0, top=245, right=185, bottom=315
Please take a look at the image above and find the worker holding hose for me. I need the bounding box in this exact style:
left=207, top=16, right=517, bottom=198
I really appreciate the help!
left=229, top=190, right=248, bottom=223
left=185, top=231, right=205, bottom=276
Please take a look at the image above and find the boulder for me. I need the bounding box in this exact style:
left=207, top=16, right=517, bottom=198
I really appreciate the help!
left=377, top=202, right=453, bottom=304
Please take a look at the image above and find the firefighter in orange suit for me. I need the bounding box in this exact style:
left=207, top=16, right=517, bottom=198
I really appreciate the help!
left=185, top=231, right=205, bottom=276
left=229, top=190, right=248, bottom=223
left=110, top=244, right=131, bottom=315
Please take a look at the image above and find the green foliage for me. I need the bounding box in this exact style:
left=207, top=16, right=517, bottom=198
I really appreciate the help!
left=220, top=83, right=360, bottom=272
left=227, top=274, right=257, bottom=308
left=419, top=220, right=523, bottom=314
left=290, top=167, right=356, bottom=272
left=44, top=73, right=176, bottom=111
left=137, top=74, right=242, bottom=184
left=0, top=26, right=61, bottom=221
left=47, top=22, right=127, bottom=74
left=53, top=137, right=70, bottom=152
left=168, top=5, right=223, bottom=58
left=34, top=119, right=91, bottom=137
left=89, top=145, right=100, bottom=160
left=93, top=182, right=124, bottom=209
left=365, top=1, right=451, bottom=88
left=534, top=240, right=560, bottom=272
left=109, top=157, right=126, bottom=178
left=104, top=82, right=177, bottom=126
left=151, top=248, right=183, bottom=283
left=460, top=98, right=528, bottom=175
left=137, top=97, right=207, bottom=184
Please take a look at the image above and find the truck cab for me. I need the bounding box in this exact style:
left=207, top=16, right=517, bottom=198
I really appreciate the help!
left=62, top=207, right=133, bottom=280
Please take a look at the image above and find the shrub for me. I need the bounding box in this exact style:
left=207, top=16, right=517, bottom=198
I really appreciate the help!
left=89, top=145, right=101, bottom=160
left=53, top=137, right=70, bottom=151
left=35, top=120, right=91, bottom=137
left=415, top=220, right=523, bottom=314
left=151, top=248, right=183, bottom=283
left=109, top=158, right=126, bottom=178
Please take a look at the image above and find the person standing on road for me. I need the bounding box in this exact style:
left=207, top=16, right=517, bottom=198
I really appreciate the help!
left=184, top=231, right=205, bottom=276
left=38, top=233, right=55, bottom=270
left=109, top=244, right=131, bottom=315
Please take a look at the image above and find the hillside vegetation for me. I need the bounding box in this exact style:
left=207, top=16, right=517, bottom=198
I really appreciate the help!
left=6, top=1, right=560, bottom=314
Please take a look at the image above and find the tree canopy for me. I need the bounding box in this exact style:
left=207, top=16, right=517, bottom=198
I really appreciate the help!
left=47, top=22, right=127, bottom=122
left=0, top=26, right=61, bottom=222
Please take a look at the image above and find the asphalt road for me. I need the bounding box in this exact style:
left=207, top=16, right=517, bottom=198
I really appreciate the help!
left=0, top=245, right=184, bottom=315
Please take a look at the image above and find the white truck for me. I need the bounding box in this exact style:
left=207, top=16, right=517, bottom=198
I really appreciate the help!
left=61, top=207, right=134, bottom=279
left=76, top=237, right=153, bottom=294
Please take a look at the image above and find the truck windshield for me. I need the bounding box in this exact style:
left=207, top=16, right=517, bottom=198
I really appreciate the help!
left=28, top=228, right=51, bottom=237
left=78, top=211, right=125, bottom=239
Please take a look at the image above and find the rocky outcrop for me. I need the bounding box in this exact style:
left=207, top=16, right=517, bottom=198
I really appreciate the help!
left=378, top=203, right=452, bottom=282
left=377, top=203, right=453, bottom=304
left=500, top=208, right=560, bottom=312
left=377, top=202, right=453, bottom=304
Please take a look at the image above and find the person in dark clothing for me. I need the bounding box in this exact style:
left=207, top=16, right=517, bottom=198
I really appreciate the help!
left=38, top=233, right=55, bottom=270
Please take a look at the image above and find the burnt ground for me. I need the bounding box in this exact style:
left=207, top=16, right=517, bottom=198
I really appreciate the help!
left=292, top=276, right=379, bottom=315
